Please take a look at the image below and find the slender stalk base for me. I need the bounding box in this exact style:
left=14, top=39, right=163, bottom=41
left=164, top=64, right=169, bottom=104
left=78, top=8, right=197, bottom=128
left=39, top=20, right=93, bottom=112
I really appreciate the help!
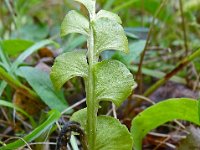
left=86, top=1, right=98, bottom=149
left=86, top=22, right=98, bottom=150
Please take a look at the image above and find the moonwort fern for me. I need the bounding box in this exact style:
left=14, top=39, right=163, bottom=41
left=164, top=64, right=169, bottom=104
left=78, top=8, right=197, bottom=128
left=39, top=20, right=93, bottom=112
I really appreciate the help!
left=50, top=1, right=200, bottom=150
left=50, top=0, right=136, bottom=149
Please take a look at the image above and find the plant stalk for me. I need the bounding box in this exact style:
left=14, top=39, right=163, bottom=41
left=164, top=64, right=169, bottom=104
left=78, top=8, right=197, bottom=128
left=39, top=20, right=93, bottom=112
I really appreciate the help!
left=86, top=2, right=98, bottom=149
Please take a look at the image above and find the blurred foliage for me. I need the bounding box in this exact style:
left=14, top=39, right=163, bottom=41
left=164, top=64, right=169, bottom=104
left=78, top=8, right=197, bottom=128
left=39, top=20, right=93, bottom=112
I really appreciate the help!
left=1, top=0, right=199, bottom=50
left=0, top=0, right=200, bottom=102
left=0, top=0, right=199, bottom=104
left=0, top=0, right=200, bottom=149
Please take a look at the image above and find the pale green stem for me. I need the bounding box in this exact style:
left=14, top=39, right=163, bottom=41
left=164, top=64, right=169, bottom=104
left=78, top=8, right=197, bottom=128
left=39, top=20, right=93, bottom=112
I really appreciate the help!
left=86, top=1, right=98, bottom=149
left=86, top=27, right=97, bottom=150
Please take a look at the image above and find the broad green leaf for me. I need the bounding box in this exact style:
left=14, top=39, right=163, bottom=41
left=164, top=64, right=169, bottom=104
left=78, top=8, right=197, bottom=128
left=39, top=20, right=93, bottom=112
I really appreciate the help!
left=95, top=116, right=133, bottom=150
left=1, top=39, right=34, bottom=56
left=131, top=98, right=200, bottom=150
left=0, top=100, right=36, bottom=127
left=71, top=110, right=133, bottom=150
left=93, top=18, right=129, bottom=55
left=50, top=51, right=88, bottom=90
left=96, top=10, right=122, bottom=24
left=94, top=60, right=135, bottom=106
left=74, top=0, right=95, bottom=17
left=19, top=67, right=68, bottom=112
left=61, top=10, right=89, bottom=37
left=0, top=110, right=61, bottom=150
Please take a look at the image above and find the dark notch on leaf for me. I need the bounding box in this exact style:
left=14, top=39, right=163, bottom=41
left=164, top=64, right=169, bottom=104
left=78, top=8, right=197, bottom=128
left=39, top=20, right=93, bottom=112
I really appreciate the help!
left=56, top=121, right=88, bottom=150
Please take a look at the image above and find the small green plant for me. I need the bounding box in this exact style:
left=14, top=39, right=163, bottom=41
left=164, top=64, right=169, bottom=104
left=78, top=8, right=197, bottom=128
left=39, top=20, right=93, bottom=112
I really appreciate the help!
left=1, top=1, right=200, bottom=150
left=50, top=0, right=136, bottom=149
left=50, top=0, right=200, bottom=150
